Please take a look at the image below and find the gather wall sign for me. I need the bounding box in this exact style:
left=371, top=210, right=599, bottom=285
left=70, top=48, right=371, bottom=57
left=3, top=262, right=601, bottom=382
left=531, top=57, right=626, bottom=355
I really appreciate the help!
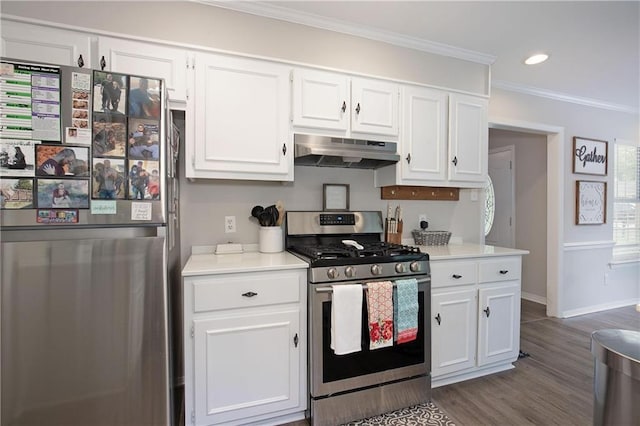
left=573, top=136, right=608, bottom=176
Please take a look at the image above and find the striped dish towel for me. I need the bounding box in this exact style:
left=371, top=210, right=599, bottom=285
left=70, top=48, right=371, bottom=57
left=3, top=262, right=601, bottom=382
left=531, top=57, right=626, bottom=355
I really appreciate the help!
left=366, top=281, right=394, bottom=350
left=393, top=278, right=419, bottom=344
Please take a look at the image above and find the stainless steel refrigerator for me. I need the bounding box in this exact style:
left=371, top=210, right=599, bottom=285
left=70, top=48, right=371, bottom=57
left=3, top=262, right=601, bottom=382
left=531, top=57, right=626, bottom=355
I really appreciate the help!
left=0, top=59, right=181, bottom=426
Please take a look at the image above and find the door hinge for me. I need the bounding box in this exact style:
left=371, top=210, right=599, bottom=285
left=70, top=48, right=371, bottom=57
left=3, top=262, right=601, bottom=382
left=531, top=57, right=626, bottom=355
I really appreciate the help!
left=510, top=160, right=512, bottom=170
left=190, top=325, right=195, bottom=338
left=191, top=410, right=195, bottom=424
left=509, top=217, right=512, bottom=226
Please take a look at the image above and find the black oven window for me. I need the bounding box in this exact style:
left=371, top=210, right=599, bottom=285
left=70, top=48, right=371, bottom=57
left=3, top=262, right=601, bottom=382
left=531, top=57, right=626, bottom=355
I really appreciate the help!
left=322, top=290, right=425, bottom=383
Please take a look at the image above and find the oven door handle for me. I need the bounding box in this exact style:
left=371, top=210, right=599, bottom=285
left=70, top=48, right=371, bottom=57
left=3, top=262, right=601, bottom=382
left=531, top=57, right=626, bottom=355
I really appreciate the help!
left=314, top=277, right=430, bottom=293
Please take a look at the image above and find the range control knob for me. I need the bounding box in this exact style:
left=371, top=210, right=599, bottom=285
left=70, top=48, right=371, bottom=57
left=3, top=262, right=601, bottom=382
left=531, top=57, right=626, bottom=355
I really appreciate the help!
left=409, top=261, right=420, bottom=272
left=344, top=266, right=356, bottom=278
left=371, top=264, right=382, bottom=276
left=327, top=268, right=339, bottom=279
left=395, top=263, right=405, bottom=273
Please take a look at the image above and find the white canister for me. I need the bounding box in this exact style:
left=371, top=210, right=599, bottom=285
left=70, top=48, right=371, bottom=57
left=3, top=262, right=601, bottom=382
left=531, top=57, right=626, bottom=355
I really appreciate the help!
left=258, top=226, right=284, bottom=253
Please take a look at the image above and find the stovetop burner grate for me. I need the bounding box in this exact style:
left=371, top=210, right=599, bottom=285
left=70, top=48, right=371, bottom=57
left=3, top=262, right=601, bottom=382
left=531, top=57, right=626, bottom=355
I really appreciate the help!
left=289, top=242, right=422, bottom=261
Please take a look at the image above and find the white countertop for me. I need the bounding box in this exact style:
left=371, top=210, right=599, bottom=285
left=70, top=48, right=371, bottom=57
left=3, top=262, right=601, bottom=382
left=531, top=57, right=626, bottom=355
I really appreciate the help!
left=417, top=243, right=529, bottom=261
left=182, top=250, right=309, bottom=276
left=182, top=243, right=528, bottom=277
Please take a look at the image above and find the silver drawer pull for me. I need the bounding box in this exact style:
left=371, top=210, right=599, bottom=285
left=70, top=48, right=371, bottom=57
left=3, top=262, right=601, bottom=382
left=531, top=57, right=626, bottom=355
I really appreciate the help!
left=242, top=291, right=258, bottom=298
left=499, top=270, right=509, bottom=275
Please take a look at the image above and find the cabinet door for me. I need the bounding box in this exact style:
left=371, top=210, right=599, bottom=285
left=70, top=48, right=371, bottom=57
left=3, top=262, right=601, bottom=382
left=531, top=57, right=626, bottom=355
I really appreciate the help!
left=448, top=93, right=488, bottom=183
left=351, top=77, right=399, bottom=137
left=1, top=20, right=91, bottom=68
left=431, top=288, right=477, bottom=377
left=400, top=86, right=448, bottom=182
left=187, top=53, right=292, bottom=181
left=193, top=309, right=300, bottom=425
left=96, top=36, right=188, bottom=104
left=477, top=282, right=520, bottom=366
left=292, top=68, right=349, bottom=132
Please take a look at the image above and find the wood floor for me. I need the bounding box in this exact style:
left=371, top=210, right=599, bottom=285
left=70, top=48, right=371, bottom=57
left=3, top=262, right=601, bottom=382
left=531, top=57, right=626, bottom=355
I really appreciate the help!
left=286, top=300, right=639, bottom=426
left=432, top=300, right=640, bottom=426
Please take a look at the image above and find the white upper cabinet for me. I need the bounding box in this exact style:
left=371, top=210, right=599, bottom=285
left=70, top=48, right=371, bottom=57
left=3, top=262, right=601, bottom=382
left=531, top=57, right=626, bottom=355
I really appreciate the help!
left=1, top=20, right=92, bottom=68
left=292, top=68, right=349, bottom=132
left=375, top=89, right=488, bottom=188
left=399, top=85, right=449, bottom=182
left=186, top=52, right=293, bottom=181
left=96, top=36, right=188, bottom=105
left=351, top=77, right=399, bottom=137
left=448, top=93, right=488, bottom=183
left=292, top=68, right=399, bottom=139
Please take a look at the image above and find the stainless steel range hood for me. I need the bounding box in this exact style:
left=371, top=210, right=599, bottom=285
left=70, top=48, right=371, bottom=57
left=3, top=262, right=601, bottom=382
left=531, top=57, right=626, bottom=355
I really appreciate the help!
left=294, top=134, right=400, bottom=169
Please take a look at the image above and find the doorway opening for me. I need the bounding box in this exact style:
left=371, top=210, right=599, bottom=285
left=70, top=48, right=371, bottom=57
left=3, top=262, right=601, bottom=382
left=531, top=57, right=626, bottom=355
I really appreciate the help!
left=489, top=119, right=564, bottom=318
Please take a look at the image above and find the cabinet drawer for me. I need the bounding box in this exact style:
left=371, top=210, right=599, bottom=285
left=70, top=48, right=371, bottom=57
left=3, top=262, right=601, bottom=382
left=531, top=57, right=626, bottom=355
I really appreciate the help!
left=431, top=261, right=477, bottom=288
left=478, top=257, right=521, bottom=283
left=191, top=271, right=301, bottom=312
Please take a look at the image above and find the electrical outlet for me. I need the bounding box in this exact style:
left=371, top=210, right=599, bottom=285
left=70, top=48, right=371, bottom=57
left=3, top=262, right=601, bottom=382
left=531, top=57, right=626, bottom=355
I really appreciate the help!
left=419, top=214, right=427, bottom=224
left=224, top=216, right=236, bottom=233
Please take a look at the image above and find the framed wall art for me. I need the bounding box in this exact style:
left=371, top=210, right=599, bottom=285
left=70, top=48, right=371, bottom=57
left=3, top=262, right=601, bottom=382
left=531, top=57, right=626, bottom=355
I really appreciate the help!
left=323, top=183, right=350, bottom=211
left=573, top=137, right=608, bottom=176
left=576, top=180, right=607, bottom=225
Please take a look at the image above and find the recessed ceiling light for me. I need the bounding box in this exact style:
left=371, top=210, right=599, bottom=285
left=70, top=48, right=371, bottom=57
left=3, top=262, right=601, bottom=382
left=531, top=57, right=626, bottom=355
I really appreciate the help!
left=525, top=53, right=549, bottom=65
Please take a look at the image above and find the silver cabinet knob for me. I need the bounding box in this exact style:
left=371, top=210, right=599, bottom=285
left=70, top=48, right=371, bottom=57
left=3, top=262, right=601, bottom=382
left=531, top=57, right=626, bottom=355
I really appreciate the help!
left=395, top=263, right=405, bottom=273
left=409, top=261, right=420, bottom=272
left=371, top=264, right=382, bottom=275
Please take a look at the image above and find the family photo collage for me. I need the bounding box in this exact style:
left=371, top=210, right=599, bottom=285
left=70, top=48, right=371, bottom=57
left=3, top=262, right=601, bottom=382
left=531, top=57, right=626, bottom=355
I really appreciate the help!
left=0, top=67, right=162, bottom=211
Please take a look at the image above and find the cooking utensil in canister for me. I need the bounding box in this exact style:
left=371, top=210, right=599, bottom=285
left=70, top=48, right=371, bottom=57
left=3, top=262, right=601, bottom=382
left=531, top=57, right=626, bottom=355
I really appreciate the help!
left=258, top=210, right=272, bottom=226
left=275, top=200, right=285, bottom=226
left=251, top=205, right=264, bottom=219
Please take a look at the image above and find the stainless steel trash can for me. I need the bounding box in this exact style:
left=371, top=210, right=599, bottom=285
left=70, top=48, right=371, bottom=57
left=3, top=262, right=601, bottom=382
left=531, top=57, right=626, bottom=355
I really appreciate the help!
left=591, top=329, right=640, bottom=426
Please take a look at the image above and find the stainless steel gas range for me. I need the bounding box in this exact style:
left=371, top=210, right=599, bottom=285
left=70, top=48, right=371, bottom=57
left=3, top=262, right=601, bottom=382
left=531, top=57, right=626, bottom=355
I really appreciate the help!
left=285, top=211, right=431, bottom=426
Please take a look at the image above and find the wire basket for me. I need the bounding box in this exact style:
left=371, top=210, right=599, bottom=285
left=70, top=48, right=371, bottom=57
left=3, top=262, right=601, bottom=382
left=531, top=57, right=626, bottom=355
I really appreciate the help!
left=411, top=230, right=451, bottom=246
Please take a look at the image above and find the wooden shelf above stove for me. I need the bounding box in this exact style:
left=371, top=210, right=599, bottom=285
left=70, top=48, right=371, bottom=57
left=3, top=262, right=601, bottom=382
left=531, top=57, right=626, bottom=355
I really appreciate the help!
left=381, top=186, right=460, bottom=201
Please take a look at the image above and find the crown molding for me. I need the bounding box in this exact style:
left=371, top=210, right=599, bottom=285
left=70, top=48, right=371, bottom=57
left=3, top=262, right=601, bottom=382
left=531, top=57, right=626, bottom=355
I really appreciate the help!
left=197, top=0, right=496, bottom=66
left=492, top=80, right=639, bottom=115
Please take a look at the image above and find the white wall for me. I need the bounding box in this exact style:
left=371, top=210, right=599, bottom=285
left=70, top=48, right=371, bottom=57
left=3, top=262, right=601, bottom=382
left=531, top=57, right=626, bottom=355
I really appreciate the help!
left=490, top=89, right=639, bottom=314
left=489, top=129, right=548, bottom=303
left=2, top=1, right=638, bottom=315
left=178, top=165, right=483, bottom=262
left=0, top=1, right=488, bottom=95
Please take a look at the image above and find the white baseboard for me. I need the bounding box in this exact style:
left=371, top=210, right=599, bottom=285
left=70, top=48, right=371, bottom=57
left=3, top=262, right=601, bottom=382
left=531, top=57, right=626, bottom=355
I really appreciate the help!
left=521, top=292, right=546, bottom=305
left=432, top=363, right=515, bottom=388
left=561, top=298, right=640, bottom=318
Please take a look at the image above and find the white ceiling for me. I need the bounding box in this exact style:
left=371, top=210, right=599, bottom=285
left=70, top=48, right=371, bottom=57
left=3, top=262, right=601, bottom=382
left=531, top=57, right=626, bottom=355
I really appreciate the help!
left=216, top=1, right=639, bottom=112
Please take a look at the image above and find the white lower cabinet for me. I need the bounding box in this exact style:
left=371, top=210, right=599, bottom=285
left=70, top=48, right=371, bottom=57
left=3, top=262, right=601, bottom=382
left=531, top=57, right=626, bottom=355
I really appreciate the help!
left=431, top=255, right=522, bottom=387
left=432, top=288, right=477, bottom=376
left=184, top=269, right=307, bottom=425
left=477, top=282, right=520, bottom=366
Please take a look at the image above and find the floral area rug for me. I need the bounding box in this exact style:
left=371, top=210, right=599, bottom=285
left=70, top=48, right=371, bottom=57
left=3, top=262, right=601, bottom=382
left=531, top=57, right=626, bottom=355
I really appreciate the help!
left=342, top=402, right=456, bottom=426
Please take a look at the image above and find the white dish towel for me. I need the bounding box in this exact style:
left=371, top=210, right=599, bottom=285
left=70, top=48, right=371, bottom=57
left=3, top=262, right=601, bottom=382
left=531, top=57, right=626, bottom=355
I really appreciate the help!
left=330, top=284, right=363, bottom=355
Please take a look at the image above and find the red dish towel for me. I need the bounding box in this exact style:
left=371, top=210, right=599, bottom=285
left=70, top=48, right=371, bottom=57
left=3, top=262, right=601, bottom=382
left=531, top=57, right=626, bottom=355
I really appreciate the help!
left=366, top=281, right=394, bottom=350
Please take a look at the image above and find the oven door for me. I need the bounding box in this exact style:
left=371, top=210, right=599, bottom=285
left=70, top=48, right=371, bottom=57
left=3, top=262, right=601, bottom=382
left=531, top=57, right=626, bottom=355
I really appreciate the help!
left=309, top=277, right=430, bottom=398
